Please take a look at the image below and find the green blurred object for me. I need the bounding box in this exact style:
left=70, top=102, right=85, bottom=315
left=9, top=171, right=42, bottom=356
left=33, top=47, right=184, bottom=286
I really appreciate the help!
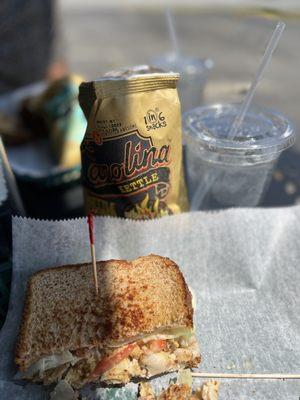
left=1, top=78, right=86, bottom=219
left=0, top=260, right=12, bottom=329
left=19, top=75, right=86, bottom=169
left=43, top=75, right=87, bottom=168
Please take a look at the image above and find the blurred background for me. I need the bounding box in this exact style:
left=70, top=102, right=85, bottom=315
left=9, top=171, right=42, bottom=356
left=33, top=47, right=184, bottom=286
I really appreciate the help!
left=0, top=1, right=299, bottom=218
left=0, top=0, right=300, bottom=326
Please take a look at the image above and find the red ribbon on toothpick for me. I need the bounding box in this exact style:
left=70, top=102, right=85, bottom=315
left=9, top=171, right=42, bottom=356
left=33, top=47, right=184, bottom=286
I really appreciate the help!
left=88, top=214, right=94, bottom=245
left=87, top=213, right=99, bottom=295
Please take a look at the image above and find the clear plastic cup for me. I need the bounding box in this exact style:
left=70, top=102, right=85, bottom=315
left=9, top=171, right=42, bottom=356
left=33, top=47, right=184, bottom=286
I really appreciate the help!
left=183, top=103, right=295, bottom=210
left=150, top=53, right=213, bottom=112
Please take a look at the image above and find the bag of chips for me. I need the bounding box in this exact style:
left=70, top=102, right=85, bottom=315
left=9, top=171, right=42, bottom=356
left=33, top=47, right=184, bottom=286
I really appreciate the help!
left=79, top=66, right=188, bottom=219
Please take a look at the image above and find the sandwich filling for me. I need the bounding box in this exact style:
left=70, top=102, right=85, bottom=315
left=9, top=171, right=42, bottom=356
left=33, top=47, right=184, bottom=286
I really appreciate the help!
left=16, top=328, right=200, bottom=388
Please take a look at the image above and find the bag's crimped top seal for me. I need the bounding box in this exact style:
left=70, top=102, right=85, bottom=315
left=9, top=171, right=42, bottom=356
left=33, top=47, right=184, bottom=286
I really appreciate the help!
left=80, top=65, right=180, bottom=100
left=101, top=64, right=179, bottom=81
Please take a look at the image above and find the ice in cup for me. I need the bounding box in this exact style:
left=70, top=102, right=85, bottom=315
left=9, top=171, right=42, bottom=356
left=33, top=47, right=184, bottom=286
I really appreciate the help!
left=150, top=54, right=213, bottom=112
left=183, top=103, right=295, bottom=210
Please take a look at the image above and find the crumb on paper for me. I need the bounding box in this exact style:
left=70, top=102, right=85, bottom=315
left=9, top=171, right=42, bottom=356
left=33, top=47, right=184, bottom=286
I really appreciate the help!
left=225, top=361, right=235, bottom=370
left=196, top=380, right=219, bottom=400
left=138, top=380, right=219, bottom=400
left=138, top=382, right=155, bottom=399
left=158, top=383, right=191, bottom=399
left=242, top=359, right=253, bottom=370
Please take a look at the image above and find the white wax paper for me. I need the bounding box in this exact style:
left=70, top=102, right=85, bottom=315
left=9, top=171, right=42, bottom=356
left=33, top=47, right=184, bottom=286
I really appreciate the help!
left=0, top=207, right=300, bottom=399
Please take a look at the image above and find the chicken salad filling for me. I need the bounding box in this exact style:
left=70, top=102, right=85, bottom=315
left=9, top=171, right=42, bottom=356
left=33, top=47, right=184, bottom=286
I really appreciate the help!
left=16, top=332, right=200, bottom=388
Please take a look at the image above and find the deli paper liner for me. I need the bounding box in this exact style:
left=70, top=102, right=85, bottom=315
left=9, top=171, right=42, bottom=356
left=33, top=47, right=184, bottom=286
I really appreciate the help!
left=0, top=207, right=300, bottom=399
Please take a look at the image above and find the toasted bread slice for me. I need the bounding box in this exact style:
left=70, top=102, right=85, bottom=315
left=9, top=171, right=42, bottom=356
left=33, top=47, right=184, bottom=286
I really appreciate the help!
left=16, top=254, right=193, bottom=371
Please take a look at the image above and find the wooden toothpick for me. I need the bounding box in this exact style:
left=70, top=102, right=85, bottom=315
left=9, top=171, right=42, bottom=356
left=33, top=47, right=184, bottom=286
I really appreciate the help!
left=87, top=214, right=99, bottom=295
left=192, top=372, right=300, bottom=380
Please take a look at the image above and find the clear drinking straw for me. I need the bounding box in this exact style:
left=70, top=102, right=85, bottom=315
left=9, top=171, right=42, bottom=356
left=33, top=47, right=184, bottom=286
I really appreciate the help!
left=190, top=170, right=218, bottom=211
left=190, top=21, right=286, bottom=211
left=228, top=21, right=286, bottom=138
left=165, top=9, right=180, bottom=58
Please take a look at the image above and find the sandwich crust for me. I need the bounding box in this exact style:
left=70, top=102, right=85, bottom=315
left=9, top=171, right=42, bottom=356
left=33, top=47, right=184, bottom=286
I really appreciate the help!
left=15, top=254, right=193, bottom=371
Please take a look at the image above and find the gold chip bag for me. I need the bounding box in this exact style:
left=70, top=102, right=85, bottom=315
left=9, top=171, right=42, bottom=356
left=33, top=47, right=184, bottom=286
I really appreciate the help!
left=79, top=65, right=188, bottom=219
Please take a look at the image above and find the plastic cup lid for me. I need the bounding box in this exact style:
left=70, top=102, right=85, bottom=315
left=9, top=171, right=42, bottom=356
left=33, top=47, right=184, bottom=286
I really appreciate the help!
left=151, top=53, right=214, bottom=76
left=183, top=103, right=295, bottom=157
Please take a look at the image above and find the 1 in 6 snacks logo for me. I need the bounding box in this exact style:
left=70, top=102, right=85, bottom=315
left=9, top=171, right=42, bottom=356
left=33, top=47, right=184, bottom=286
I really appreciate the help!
left=144, top=108, right=167, bottom=131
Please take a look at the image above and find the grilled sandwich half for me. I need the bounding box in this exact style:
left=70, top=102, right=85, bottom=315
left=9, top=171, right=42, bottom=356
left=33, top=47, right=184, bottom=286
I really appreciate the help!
left=15, top=254, right=200, bottom=388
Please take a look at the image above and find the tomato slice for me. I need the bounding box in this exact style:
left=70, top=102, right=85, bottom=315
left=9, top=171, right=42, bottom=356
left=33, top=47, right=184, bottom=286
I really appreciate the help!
left=148, top=339, right=167, bottom=353
left=89, top=343, right=136, bottom=379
